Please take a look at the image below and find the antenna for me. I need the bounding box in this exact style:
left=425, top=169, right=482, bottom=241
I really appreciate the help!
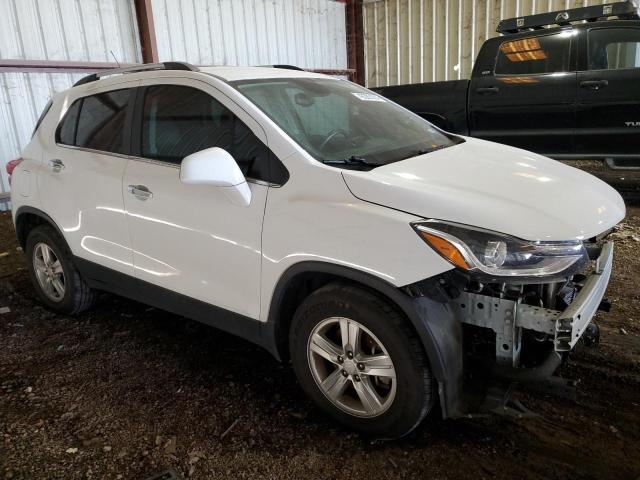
left=110, top=50, right=121, bottom=68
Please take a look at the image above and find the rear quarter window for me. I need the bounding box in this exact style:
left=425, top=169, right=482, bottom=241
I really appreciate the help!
left=56, top=99, right=82, bottom=146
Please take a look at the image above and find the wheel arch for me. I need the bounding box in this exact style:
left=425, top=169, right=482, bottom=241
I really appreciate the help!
left=14, top=206, right=66, bottom=250
left=265, top=261, right=463, bottom=417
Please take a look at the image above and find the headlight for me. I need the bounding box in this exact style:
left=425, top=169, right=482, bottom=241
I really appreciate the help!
left=412, top=220, right=587, bottom=277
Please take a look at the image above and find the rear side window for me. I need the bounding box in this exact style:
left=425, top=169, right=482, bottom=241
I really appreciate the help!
left=140, top=85, right=284, bottom=183
left=495, top=33, right=571, bottom=75
left=56, top=89, right=130, bottom=155
left=75, top=89, right=130, bottom=153
left=588, top=28, right=640, bottom=70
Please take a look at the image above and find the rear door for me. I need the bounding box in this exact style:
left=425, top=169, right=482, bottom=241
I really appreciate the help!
left=38, top=83, right=136, bottom=276
left=575, top=26, right=640, bottom=161
left=469, top=31, right=577, bottom=156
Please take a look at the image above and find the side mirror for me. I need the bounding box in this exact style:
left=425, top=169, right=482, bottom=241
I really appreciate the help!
left=180, top=147, right=252, bottom=207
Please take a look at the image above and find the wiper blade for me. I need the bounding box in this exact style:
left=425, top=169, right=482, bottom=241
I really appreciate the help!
left=323, top=156, right=383, bottom=167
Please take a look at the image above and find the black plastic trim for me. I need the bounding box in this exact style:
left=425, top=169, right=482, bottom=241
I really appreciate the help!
left=14, top=206, right=66, bottom=248
left=266, top=261, right=465, bottom=418
left=73, top=257, right=269, bottom=352
left=496, top=1, right=639, bottom=34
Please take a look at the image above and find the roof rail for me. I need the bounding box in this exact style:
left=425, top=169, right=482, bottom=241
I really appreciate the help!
left=259, top=64, right=305, bottom=71
left=73, top=61, right=199, bottom=87
left=496, top=0, right=639, bottom=34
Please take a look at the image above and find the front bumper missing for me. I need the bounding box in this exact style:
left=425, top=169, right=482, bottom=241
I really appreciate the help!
left=452, top=241, right=614, bottom=367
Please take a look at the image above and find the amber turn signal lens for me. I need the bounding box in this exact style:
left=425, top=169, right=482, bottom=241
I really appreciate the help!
left=420, top=232, right=470, bottom=270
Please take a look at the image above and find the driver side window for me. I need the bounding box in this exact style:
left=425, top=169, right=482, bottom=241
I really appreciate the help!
left=140, top=84, right=284, bottom=183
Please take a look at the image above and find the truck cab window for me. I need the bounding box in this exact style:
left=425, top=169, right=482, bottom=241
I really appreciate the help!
left=495, top=33, right=571, bottom=75
left=588, top=28, right=640, bottom=70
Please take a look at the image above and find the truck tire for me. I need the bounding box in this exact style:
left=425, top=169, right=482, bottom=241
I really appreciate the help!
left=289, top=283, right=435, bottom=438
left=25, top=224, right=95, bottom=314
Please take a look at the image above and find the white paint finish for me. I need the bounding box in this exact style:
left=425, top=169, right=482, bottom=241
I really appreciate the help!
left=123, top=159, right=268, bottom=319
left=120, top=74, right=272, bottom=319
left=12, top=66, right=625, bottom=327
left=0, top=72, right=85, bottom=193
left=152, top=0, right=348, bottom=69
left=33, top=81, right=139, bottom=276
left=258, top=153, right=456, bottom=320
left=180, top=147, right=253, bottom=207
left=181, top=147, right=248, bottom=187
left=342, top=136, right=626, bottom=241
left=363, top=0, right=611, bottom=87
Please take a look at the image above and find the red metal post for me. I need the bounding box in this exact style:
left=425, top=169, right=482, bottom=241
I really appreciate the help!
left=134, top=0, right=159, bottom=64
left=345, top=0, right=365, bottom=85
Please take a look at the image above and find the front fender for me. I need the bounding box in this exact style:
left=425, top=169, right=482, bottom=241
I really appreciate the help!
left=265, top=261, right=464, bottom=419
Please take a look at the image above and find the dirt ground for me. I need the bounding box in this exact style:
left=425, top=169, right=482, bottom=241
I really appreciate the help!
left=1, top=197, right=639, bottom=479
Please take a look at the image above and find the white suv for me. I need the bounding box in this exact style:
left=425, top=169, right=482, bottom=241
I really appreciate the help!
left=10, top=62, right=625, bottom=438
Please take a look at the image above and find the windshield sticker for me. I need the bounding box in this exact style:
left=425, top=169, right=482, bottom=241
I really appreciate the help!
left=351, top=92, right=386, bottom=102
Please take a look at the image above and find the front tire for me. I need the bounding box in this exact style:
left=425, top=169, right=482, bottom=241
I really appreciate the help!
left=25, top=224, right=95, bottom=314
left=289, top=283, right=435, bottom=438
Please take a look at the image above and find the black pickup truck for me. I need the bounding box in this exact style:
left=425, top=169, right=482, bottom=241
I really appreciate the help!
left=374, top=1, right=640, bottom=169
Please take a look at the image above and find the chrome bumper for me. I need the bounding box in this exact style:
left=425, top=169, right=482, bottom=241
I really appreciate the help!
left=453, top=241, right=614, bottom=366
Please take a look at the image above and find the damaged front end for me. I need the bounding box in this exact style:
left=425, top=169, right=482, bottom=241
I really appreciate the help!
left=406, top=221, right=616, bottom=416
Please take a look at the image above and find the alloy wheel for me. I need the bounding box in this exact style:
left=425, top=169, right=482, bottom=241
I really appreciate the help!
left=307, top=317, right=397, bottom=417
left=33, top=242, right=66, bottom=302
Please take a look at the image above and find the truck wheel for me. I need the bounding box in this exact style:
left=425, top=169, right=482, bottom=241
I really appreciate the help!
left=289, top=283, right=435, bottom=438
left=25, top=224, right=95, bottom=314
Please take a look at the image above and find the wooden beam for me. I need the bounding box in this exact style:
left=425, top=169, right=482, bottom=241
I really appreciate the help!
left=134, top=0, right=159, bottom=64
left=345, top=0, right=365, bottom=85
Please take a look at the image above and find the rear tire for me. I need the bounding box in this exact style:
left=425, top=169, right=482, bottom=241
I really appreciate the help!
left=25, top=224, right=95, bottom=314
left=289, top=283, right=435, bottom=439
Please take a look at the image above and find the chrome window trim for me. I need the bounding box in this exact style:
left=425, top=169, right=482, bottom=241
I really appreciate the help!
left=54, top=143, right=283, bottom=184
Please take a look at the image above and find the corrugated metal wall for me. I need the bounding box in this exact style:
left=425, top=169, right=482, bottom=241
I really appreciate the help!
left=152, top=0, right=348, bottom=69
left=0, top=0, right=141, bottom=194
left=363, top=0, right=612, bottom=87
left=0, top=0, right=347, bottom=197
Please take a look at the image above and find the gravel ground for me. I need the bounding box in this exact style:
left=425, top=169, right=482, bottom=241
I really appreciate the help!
left=1, top=201, right=639, bottom=480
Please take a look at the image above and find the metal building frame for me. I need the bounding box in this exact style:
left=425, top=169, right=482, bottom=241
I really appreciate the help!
left=0, top=0, right=362, bottom=82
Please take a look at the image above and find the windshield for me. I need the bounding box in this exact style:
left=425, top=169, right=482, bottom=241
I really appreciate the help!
left=232, top=78, right=461, bottom=168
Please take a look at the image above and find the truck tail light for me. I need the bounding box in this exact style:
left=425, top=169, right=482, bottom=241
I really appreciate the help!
left=6, top=158, right=23, bottom=185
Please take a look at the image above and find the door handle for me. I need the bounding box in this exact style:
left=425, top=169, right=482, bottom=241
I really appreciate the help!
left=127, top=184, right=153, bottom=200
left=48, top=159, right=65, bottom=172
left=476, top=86, right=499, bottom=95
left=580, top=79, right=608, bottom=90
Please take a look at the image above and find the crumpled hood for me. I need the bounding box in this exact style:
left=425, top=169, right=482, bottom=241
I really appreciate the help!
left=342, top=137, right=625, bottom=241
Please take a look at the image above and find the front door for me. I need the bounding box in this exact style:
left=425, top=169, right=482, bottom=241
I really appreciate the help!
left=469, top=30, right=577, bottom=156
left=575, top=26, right=640, bottom=162
left=122, top=79, right=270, bottom=320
